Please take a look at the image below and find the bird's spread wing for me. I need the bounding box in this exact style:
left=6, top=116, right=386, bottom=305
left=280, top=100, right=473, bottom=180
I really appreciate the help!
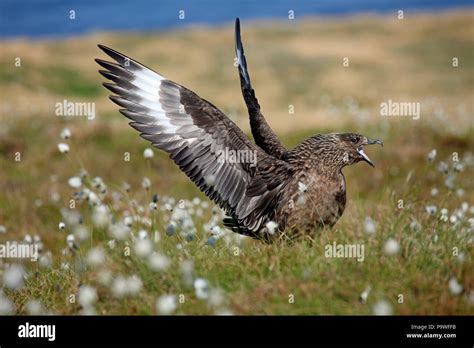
left=96, top=45, right=292, bottom=236
left=235, top=18, right=287, bottom=160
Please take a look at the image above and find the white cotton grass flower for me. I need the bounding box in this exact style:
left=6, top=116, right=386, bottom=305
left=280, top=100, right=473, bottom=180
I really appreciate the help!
left=166, top=221, right=177, bottom=236
left=50, top=191, right=61, bottom=203
left=143, top=148, right=154, bottom=159
left=359, top=286, right=371, bottom=304
left=25, top=300, right=45, bottom=315
left=449, top=215, right=458, bottom=224
left=88, top=191, right=100, bottom=206
left=180, top=259, right=194, bottom=286
left=444, top=175, right=455, bottom=189
left=265, top=221, right=278, bottom=235
left=36, top=243, right=45, bottom=255
left=78, top=285, right=98, bottom=307
left=148, top=252, right=170, bottom=272
left=109, top=223, right=129, bottom=240
left=409, top=219, right=421, bottom=232
left=134, top=239, right=153, bottom=258
left=448, top=277, right=463, bottom=296
left=122, top=181, right=131, bottom=193
left=107, top=239, right=116, bottom=249
left=453, top=162, right=464, bottom=172
left=383, top=238, right=400, bottom=256
left=66, top=234, right=75, bottom=248
left=372, top=300, right=393, bottom=315
left=57, top=143, right=70, bottom=153
left=427, top=149, right=437, bottom=162
left=364, top=217, right=377, bottom=235
left=3, top=264, right=25, bottom=290
left=59, top=221, right=66, bottom=230
left=61, top=208, right=82, bottom=226
left=194, top=278, right=210, bottom=300
left=111, top=276, right=128, bottom=298
left=60, top=128, right=71, bottom=139
left=437, top=161, right=449, bottom=174
left=74, top=225, right=89, bottom=242
left=425, top=205, right=437, bottom=215
left=138, top=229, right=148, bottom=240
left=0, top=295, right=15, bottom=315
left=0, top=225, right=6, bottom=234
left=79, top=168, right=88, bottom=178
left=38, top=252, right=53, bottom=269
left=111, top=274, right=143, bottom=297
left=153, top=230, right=161, bottom=243
left=207, top=288, right=225, bottom=308
left=127, top=275, right=143, bottom=295
left=91, top=176, right=104, bottom=188
left=123, top=216, right=133, bottom=228
left=430, top=187, right=439, bottom=196
left=156, top=295, right=177, bottom=315
left=92, top=205, right=110, bottom=228
left=86, top=247, right=105, bottom=268
left=210, top=225, right=224, bottom=237
left=141, top=177, right=151, bottom=190
left=97, top=269, right=112, bottom=286
left=68, top=176, right=82, bottom=189
left=440, top=208, right=449, bottom=222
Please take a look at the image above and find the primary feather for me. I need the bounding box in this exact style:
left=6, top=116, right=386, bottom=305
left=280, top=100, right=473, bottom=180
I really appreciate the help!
left=96, top=44, right=292, bottom=238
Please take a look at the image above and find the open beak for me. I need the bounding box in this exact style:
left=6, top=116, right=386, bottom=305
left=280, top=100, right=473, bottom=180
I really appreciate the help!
left=357, top=138, right=383, bottom=167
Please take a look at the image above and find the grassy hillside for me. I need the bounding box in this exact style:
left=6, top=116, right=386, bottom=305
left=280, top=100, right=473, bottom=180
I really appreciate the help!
left=0, top=10, right=472, bottom=315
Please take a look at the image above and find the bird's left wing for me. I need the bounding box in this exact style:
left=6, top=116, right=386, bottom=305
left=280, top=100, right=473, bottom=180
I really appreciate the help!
left=96, top=45, right=293, bottom=236
left=235, top=18, right=288, bottom=160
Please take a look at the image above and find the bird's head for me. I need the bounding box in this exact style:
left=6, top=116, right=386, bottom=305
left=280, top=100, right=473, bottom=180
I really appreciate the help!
left=336, top=133, right=383, bottom=167
left=331, top=133, right=383, bottom=168
left=301, top=133, right=383, bottom=171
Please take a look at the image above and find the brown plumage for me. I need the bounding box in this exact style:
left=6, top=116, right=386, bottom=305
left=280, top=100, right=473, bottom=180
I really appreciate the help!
left=95, top=18, right=382, bottom=241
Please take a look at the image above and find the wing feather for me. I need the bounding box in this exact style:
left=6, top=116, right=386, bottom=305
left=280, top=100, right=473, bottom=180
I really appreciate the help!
left=96, top=45, right=293, bottom=236
left=234, top=18, right=288, bottom=160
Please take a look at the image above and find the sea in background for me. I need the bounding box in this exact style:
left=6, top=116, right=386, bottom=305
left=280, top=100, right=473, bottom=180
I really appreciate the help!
left=0, top=0, right=472, bottom=39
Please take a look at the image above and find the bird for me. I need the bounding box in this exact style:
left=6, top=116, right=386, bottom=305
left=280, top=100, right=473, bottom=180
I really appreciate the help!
left=95, top=18, right=382, bottom=242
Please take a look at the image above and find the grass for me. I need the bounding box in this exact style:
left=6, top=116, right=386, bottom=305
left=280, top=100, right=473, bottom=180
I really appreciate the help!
left=0, top=10, right=472, bottom=315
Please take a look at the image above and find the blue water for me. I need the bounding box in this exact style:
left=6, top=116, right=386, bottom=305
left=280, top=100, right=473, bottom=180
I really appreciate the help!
left=0, top=0, right=472, bottom=39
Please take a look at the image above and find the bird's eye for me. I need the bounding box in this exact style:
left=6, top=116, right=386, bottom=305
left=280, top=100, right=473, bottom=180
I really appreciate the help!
left=351, top=136, right=358, bottom=144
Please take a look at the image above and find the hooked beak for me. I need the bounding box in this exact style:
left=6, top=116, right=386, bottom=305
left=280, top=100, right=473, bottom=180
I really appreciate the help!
left=357, top=138, right=383, bottom=167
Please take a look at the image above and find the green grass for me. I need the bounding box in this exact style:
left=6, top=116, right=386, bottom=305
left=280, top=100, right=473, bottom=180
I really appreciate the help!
left=0, top=11, right=473, bottom=315
left=0, top=115, right=472, bottom=315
